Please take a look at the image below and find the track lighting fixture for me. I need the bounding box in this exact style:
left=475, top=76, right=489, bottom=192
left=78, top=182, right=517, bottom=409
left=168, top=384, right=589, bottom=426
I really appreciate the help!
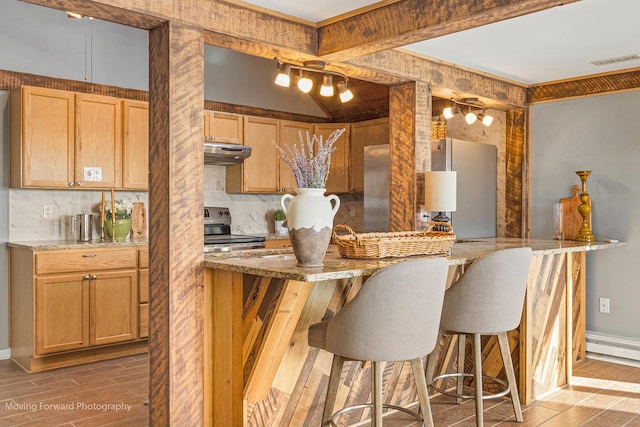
left=273, top=58, right=354, bottom=103
left=442, top=97, right=494, bottom=127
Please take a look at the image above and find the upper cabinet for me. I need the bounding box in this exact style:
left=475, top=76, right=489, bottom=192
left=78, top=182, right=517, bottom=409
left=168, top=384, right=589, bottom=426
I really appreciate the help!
left=349, top=118, right=389, bottom=192
left=226, top=116, right=280, bottom=193
left=122, top=100, right=149, bottom=190
left=75, top=93, right=122, bottom=189
left=10, top=86, right=75, bottom=188
left=10, top=86, right=124, bottom=190
left=312, top=123, right=350, bottom=194
left=203, top=111, right=243, bottom=144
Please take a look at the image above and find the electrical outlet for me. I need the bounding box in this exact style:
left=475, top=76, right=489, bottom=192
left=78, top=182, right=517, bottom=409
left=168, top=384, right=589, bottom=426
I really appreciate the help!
left=599, top=297, right=610, bottom=313
left=43, top=205, right=53, bottom=219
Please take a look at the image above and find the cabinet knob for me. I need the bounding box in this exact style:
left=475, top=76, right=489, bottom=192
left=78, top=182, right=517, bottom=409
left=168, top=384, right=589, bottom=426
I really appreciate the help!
left=84, top=275, right=90, bottom=280
left=82, top=254, right=97, bottom=258
left=69, top=182, right=75, bottom=187
left=76, top=182, right=82, bottom=187
left=92, top=275, right=98, bottom=280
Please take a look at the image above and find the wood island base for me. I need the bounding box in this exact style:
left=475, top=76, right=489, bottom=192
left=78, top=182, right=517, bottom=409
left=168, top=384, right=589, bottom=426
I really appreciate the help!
left=204, top=239, right=624, bottom=426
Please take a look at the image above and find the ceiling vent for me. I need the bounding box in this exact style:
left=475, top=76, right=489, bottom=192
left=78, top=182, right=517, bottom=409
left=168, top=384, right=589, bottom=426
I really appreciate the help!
left=591, top=54, right=640, bottom=66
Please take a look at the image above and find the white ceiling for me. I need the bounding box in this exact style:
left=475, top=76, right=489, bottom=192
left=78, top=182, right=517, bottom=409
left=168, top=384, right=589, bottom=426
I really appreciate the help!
left=241, top=0, right=640, bottom=85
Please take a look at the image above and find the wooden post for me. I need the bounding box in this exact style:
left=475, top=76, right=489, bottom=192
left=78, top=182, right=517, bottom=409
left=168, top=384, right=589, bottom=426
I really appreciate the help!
left=388, top=81, right=431, bottom=231
left=148, top=21, right=204, bottom=426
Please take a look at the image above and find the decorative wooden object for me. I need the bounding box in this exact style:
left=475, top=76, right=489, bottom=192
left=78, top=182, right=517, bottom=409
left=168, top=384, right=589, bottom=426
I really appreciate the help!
left=559, top=185, right=589, bottom=240
left=131, top=202, right=146, bottom=239
left=574, top=171, right=596, bottom=243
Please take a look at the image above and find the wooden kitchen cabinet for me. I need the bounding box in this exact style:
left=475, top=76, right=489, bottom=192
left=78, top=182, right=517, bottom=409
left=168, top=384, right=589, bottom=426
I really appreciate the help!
left=137, top=247, right=149, bottom=338
left=226, top=116, right=280, bottom=193
left=313, top=123, right=351, bottom=193
left=10, top=86, right=75, bottom=188
left=75, top=92, right=122, bottom=189
left=203, top=110, right=243, bottom=144
left=349, top=118, right=389, bottom=192
left=10, top=86, right=123, bottom=189
left=122, top=100, right=149, bottom=190
left=9, top=246, right=146, bottom=372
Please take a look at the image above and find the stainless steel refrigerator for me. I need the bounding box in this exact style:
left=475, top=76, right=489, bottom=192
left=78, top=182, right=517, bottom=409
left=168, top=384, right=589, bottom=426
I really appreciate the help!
left=364, top=139, right=496, bottom=238
left=431, top=138, right=496, bottom=239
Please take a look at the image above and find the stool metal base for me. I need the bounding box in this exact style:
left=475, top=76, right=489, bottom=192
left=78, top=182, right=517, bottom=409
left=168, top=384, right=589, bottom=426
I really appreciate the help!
left=430, top=372, right=510, bottom=400
left=330, top=402, right=424, bottom=427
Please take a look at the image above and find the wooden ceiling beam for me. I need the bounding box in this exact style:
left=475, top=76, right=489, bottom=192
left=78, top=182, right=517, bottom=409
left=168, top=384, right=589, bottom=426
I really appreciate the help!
left=317, top=0, right=579, bottom=62
left=20, top=0, right=318, bottom=55
left=528, top=68, right=640, bottom=103
left=350, top=49, right=528, bottom=109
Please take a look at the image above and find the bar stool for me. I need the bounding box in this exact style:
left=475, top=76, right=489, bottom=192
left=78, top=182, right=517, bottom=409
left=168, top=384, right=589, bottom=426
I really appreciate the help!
left=427, top=247, right=533, bottom=426
left=308, top=257, right=450, bottom=427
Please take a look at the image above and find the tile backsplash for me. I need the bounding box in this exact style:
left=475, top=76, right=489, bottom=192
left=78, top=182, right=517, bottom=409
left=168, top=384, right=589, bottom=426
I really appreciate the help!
left=8, top=165, right=363, bottom=241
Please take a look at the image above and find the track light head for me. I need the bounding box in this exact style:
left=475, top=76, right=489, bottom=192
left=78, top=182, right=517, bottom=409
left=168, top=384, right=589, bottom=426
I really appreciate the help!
left=297, top=70, right=313, bottom=93
left=337, top=80, right=353, bottom=103
left=274, top=62, right=291, bottom=87
left=477, top=111, right=494, bottom=126
left=465, top=110, right=478, bottom=125
left=320, top=74, right=334, bottom=97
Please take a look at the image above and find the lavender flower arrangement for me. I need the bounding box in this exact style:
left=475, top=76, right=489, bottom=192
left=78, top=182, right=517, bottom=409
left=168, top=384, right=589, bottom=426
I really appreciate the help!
left=273, top=128, right=346, bottom=188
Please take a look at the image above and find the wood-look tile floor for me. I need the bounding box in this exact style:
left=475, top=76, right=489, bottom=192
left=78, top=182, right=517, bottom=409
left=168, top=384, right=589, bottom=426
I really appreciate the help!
left=1, top=356, right=639, bottom=426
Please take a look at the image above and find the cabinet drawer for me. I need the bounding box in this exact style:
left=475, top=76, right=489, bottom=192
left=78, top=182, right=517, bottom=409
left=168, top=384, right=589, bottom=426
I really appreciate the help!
left=138, top=247, right=148, bottom=269
left=36, top=248, right=136, bottom=275
left=265, top=239, right=291, bottom=249
left=138, top=303, right=149, bottom=338
left=138, top=268, right=149, bottom=303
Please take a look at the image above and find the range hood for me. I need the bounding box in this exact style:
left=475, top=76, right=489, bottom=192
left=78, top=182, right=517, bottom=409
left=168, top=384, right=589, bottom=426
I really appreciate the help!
left=204, top=141, right=251, bottom=165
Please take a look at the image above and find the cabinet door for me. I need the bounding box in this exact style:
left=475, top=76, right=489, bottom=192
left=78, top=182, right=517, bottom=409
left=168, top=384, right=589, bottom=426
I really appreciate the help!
left=278, top=121, right=312, bottom=192
left=313, top=124, right=350, bottom=193
left=90, top=269, right=138, bottom=346
left=228, top=116, right=279, bottom=193
left=122, top=100, right=148, bottom=190
left=75, top=93, right=122, bottom=189
left=36, top=273, right=89, bottom=355
left=204, top=111, right=243, bottom=144
left=350, top=118, right=389, bottom=192
left=11, top=86, right=75, bottom=188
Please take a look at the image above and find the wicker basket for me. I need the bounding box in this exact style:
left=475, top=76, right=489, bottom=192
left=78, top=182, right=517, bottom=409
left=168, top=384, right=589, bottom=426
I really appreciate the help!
left=332, top=222, right=455, bottom=259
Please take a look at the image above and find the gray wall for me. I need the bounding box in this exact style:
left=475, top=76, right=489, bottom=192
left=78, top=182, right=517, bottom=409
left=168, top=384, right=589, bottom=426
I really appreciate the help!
left=530, top=90, right=640, bottom=339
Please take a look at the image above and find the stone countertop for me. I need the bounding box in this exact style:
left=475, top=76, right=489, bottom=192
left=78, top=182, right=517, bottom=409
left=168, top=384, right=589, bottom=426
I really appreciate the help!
left=204, top=238, right=625, bottom=282
left=7, top=239, right=149, bottom=250
left=6, top=234, right=288, bottom=251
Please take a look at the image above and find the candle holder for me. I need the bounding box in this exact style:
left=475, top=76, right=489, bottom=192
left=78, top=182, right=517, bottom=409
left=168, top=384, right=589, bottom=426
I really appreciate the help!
left=574, top=170, right=595, bottom=243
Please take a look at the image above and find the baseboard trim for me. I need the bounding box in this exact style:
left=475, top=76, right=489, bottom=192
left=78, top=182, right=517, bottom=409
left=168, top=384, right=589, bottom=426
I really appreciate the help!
left=586, top=331, right=640, bottom=368
left=0, top=348, right=11, bottom=360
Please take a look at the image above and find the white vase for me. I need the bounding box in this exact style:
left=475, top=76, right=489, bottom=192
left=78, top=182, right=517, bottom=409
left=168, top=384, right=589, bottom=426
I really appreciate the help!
left=281, top=188, right=340, bottom=267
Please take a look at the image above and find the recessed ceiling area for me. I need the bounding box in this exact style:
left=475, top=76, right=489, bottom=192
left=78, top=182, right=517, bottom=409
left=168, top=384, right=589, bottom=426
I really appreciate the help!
left=236, top=0, right=640, bottom=85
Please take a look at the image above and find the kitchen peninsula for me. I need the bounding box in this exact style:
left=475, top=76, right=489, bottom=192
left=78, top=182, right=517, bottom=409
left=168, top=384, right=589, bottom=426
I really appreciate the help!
left=204, top=238, right=623, bottom=426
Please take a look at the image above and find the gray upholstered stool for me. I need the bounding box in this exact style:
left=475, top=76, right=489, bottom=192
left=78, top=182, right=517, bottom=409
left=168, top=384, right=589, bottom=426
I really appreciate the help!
left=426, top=247, right=533, bottom=427
left=308, top=257, right=450, bottom=427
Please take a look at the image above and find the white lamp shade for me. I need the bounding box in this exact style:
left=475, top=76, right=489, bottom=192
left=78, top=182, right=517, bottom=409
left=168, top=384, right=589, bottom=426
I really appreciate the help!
left=424, top=171, right=457, bottom=212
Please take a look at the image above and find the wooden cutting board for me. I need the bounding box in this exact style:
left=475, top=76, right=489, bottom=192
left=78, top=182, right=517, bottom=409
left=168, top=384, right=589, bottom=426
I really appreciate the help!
left=131, top=202, right=147, bottom=240
left=559, top=185, right=591, bottom=240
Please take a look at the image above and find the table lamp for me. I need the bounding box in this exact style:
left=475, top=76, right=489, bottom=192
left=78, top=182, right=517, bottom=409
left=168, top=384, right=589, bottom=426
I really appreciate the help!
left=424, top=171, right=457, bottom=231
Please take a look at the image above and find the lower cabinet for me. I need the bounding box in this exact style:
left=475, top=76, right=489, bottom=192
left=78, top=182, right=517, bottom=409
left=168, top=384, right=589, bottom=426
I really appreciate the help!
left=10, top=246, right=148, bottom=372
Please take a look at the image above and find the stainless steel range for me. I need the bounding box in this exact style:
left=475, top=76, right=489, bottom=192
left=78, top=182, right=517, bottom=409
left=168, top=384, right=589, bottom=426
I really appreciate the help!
left=204, top=207, right=266, bottom=252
